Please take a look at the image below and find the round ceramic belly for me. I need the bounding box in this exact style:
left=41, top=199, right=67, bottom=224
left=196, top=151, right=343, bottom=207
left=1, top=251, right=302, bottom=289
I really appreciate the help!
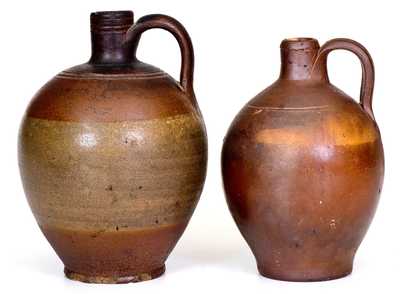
left=222, top=108, right=384, bottom=281
left=19, top=113, right=207, bottom=233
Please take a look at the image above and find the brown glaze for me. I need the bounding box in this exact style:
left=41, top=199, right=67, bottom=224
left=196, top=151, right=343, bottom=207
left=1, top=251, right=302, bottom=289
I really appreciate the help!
left=222, top=38, right=384, bottom=281
left=44, top=223, right=184, bottom=283
left=18, top=11, right=207, bottom=283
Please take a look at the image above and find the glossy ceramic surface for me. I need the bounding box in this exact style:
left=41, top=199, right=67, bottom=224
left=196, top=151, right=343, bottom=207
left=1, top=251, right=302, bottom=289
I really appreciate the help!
left=19, top=11, right=207, bottom=283
left=222, top=38, right=384, bottom=281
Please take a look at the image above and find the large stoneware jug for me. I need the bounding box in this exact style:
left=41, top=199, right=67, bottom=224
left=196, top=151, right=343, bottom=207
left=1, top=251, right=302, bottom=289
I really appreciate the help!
left=222, top=38, right=383, bottom=281
left=19, top=11, right=207, bottom=283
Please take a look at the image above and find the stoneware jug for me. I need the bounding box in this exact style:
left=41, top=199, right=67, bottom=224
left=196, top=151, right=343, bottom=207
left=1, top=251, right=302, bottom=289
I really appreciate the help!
left=18, top=11, right=207, bottom=283
left=222, top=38, right=384, bottom=281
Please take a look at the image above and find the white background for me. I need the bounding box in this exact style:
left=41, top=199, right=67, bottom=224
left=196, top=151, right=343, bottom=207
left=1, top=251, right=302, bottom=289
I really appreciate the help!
left=1, top=0, right=398, bottom=293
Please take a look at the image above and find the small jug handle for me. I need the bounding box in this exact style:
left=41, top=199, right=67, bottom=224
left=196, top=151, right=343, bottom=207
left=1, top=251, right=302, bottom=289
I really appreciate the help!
left=312, top=38, right=375, bottom=120
left=125, top=14, right=199, bottom=110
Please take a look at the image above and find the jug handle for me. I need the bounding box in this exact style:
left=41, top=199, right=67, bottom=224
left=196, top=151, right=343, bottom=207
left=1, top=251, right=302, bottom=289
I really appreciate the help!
left=312, top=38, right=375, bottom=120
left=125, top=14, right=199, bottom=111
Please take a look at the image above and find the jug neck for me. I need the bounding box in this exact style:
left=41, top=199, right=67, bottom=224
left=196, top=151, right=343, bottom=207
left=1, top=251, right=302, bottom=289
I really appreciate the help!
left=89, top=11, right=134, bottom=65
left=279, top=38, right=327, bottom=81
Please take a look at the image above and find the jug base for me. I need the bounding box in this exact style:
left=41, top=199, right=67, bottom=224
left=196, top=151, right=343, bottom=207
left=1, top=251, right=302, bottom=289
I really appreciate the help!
left=64, top=264, right=165, bottom=284
left=258, top=265, right=352, bottom=282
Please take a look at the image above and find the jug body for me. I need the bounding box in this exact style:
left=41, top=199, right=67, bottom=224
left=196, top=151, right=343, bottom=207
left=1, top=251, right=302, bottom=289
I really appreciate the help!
left=18, top=11, right=207, bottom=283
left=222, top=38, right=384, bottom=281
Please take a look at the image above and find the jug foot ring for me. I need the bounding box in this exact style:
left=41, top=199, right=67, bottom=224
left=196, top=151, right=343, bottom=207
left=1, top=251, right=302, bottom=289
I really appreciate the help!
left=258, top=266, right=352, bottom=282
left=64, top=264, right=165, bottom=284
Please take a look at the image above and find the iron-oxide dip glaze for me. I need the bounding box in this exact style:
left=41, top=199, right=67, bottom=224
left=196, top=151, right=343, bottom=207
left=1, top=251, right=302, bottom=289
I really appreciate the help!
left=222, top=37, right=384, bottom=282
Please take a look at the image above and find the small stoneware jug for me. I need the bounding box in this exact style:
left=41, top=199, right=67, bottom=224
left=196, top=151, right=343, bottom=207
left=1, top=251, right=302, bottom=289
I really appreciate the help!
left=19, top=11, right=207, bottom=283
left=222, top=38, right=384, bottom=281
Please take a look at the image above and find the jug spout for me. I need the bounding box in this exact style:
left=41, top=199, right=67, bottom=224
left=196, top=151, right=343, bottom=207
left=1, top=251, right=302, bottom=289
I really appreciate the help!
left=89, top=11, right=134, bottom=65
left=279, top=38, right=326, bottom=81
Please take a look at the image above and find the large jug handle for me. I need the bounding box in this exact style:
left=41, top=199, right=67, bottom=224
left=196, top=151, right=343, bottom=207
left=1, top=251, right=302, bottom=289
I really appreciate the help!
left=312, top=38, right=375, bottom=120
left=125, top=14, right=199, bottom=111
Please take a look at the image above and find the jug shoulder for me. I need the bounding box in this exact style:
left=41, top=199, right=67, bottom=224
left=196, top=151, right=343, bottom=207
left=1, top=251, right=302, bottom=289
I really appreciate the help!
left=25, top=64, right=195, bottom=123
left=248, top=80, right=359, bottom=110
left=225, top=81, right=381, bottom=149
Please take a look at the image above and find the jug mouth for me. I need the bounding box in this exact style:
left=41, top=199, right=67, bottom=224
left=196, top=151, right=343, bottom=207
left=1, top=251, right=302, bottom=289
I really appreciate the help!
left=281, top=38, right=320, bottom=51
left=90, top=10, right=134, bottom=32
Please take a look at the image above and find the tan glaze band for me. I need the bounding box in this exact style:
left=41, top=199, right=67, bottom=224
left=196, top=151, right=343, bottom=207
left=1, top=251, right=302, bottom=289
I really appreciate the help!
left=253, top=108, right=377, bottom=147
left=19, top=113, right=207, bottom=232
